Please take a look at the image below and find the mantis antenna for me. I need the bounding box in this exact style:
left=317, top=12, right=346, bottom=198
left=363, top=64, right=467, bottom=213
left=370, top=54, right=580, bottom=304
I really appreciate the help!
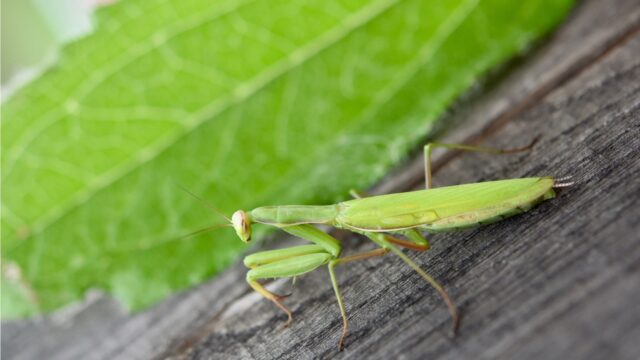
left=175, top=183, right=234, bottom=239
left=180, top=223, right=232, bottom=240
left=176, top=183, right=231, bottom=222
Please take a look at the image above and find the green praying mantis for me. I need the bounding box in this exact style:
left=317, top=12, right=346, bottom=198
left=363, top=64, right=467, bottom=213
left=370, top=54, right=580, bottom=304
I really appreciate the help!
left=192, top=139, right=573, bottom=351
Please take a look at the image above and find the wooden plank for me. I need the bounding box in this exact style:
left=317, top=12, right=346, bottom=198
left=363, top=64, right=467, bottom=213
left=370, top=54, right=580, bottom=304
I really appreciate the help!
left=2, top=0, right=639, bottom=359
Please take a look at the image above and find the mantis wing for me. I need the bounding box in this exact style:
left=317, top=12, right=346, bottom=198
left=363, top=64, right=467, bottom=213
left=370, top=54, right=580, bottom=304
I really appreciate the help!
left=336, top=178, right=555, bottom=231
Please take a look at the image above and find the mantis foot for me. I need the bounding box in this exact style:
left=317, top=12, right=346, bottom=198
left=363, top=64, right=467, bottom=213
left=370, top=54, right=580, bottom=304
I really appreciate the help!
left=270, top=295, right=293, bottom=328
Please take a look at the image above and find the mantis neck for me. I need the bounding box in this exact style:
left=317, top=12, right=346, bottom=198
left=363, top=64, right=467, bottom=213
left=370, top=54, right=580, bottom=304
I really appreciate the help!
left=250, top=205, right=339, bottom=226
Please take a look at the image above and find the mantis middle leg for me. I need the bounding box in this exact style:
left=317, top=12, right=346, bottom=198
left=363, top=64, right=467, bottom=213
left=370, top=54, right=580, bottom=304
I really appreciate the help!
left=326, top=232, right=434, bottom=350
left=347, top=167, right=458, bottom=333
left=328, top=247, right=389, bottom=350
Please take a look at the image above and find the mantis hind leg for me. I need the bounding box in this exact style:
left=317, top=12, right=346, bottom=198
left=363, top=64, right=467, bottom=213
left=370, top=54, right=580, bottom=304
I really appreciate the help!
left=364, top=232, right=460, bottom=334
left=423, top=138, right=539, bottom=189
left=385, top=233, right=430, bottom=251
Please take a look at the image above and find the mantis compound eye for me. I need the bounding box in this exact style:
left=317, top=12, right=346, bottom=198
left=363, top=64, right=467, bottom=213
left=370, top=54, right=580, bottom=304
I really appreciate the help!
left=232, top=210, right=252, bottom=243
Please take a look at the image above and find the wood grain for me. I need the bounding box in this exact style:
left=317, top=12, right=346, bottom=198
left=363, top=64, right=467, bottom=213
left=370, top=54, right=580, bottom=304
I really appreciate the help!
left=3, top=0, right=639, bottom=359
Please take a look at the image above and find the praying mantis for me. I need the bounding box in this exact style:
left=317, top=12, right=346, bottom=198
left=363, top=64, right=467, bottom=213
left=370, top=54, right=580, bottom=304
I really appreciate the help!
left=200, top=139, right=573, bottom=351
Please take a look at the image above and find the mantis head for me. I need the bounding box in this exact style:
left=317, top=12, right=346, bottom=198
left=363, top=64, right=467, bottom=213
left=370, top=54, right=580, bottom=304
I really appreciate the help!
left=232, top=210, right=252, bottom=243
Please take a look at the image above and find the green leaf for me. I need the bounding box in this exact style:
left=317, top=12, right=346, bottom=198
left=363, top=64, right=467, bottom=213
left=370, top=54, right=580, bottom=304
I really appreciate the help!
left=1, top=0, right=573, bottom=318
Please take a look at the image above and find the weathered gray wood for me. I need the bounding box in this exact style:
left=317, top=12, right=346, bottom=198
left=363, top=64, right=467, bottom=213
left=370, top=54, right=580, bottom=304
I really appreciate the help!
left=3, top=0, right=639, bottom=359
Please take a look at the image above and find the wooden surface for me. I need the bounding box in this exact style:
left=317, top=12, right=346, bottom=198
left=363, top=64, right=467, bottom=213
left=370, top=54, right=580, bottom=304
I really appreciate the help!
left=3, top=0, right=640, bottom=359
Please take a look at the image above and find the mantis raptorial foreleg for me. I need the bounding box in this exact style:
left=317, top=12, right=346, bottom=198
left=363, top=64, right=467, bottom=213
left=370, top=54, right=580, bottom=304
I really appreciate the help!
left=423, top=138, right=539, bottom=189
left=245, top=244, right=332, bottom=268
left=244, top=224, right=342, bottom=326
left=246, top=250, right=332, bottom=326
